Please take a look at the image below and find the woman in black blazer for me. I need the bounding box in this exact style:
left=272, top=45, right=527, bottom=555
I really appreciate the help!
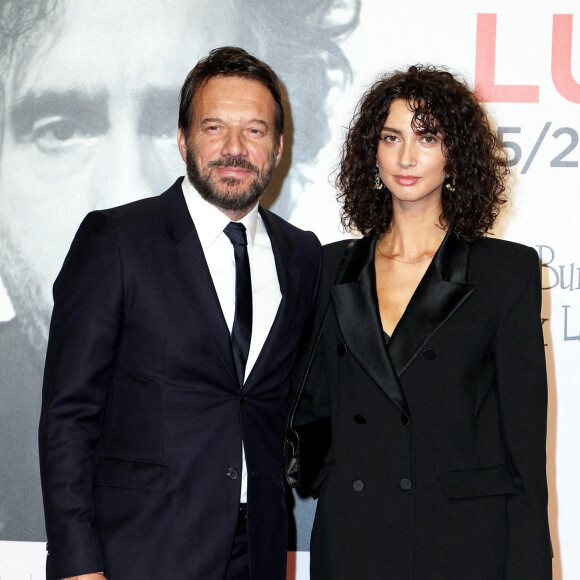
left=289, top=66, right=552, bottom=579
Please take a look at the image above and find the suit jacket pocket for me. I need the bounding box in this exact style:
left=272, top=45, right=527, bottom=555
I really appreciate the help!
left=95, top=456, right=167, bottom=493
left=440, top=464, right=516, bottom=499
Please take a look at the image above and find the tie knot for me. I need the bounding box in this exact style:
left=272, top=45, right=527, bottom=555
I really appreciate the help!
left=224, top=222, right=248, bottom=246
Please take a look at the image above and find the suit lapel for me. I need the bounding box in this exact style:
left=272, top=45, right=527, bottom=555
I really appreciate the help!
left=389, top=231, right=475, bottom=376
left=332, top=238, right=409, bottom=415
left=161, top=180, right=238, bottom=385
left=243, top=207, right=300, bottom=392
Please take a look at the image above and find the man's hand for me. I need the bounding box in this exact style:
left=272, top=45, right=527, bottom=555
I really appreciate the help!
left=60, top=575, right=106, bottom=580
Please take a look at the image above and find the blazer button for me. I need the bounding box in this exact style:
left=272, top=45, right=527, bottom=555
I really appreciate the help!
left=422, top=348, right=437, bottom=361
left=400, top=478, right=412, bottom=491
left=352, top=479, right=365, bottom=492
left=400, top=413, right=409, bottom=426
left=337, top=344, right=348, bottom=357
left=353, top=413, right=367, bottom=424
left=240, top=395, right=247, bottom=405
left=226, top=467, right=239, bottom=480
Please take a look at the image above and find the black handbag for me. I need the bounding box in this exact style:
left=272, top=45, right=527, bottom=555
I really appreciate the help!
left=285, top=240, right=356, bottom=489
left=285, top=416, right=331, bottom=489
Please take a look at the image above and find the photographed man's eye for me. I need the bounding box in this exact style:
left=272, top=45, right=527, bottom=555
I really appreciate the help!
left=10, top=92, right=109, bottom=154
left=31, top=117, right=94, bottom=153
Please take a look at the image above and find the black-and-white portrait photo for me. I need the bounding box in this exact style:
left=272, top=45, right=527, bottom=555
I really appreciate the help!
left=0, top=0, right=359, bottom=544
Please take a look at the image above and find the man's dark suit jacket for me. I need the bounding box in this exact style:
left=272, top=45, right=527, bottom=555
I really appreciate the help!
left=293, top=233, right=552, bottom=579
left=39, top=178, right=321, bottom=580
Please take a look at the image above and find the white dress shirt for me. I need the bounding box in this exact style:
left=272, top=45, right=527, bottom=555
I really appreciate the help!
left=181, top=176, right=281, bottom=502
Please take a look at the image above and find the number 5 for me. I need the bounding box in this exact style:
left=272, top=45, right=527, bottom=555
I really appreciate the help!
left=498, top=127, right=522, bottom=167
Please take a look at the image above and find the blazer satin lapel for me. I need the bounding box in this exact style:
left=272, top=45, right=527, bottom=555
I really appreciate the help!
left=332, top=238, right=409, bottom=415
left=161, top=180, right=237, bottom=385
left=389, top=232, right=475, bottom=376
left=243, top=207, right=300, bottom=392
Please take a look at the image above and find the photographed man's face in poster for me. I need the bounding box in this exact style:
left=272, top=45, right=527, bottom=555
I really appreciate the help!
left=0, top=0, right=240, bottom=344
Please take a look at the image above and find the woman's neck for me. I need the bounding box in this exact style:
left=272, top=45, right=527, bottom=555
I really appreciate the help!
left=379, top=208, right=446, bottom=262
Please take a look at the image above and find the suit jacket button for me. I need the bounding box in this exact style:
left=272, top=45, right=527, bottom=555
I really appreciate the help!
left=240, top=395, right=247, bottom=405
left=353, top=413, right=367, bottom=424
left=422, top=348, right=437, bottom=360
left=337, top=344, right=348, bottom=357
left=400, top=478, right=412, bottom=491
left=352, top=479, right=365, bottom=492
left=401, top=413, right=409, bottom=425
left=227, top=468, right=239, bottom=480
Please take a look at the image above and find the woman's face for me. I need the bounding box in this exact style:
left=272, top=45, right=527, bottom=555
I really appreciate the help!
left=376, top=99, right=446, bottom=210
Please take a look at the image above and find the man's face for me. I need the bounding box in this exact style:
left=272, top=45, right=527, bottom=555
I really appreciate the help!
left=178, top=76, right=283, bottom=218
left=0, top=0, right=237, bottom=340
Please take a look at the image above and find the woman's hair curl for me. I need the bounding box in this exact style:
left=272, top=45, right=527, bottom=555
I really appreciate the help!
left=337, top=64, right=509, bottom=243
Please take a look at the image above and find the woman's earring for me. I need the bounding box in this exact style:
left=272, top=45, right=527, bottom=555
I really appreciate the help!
left=374, top=164, right=384, bottom=190
left=444, top=176, right=455, bottom=192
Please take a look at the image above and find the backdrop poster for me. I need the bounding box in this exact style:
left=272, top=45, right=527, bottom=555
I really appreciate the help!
left=0, top=1, right=578, bottom=578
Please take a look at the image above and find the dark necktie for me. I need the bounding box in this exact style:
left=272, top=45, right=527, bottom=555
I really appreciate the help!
left=223, top=222, right=253, bottom=387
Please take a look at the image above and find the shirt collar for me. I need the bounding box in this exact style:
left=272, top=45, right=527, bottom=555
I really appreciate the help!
left=181, top=175, right=259, bottom=247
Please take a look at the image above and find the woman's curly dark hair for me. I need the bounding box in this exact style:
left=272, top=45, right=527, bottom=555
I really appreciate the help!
left=337, top=65, right=509, bottom=243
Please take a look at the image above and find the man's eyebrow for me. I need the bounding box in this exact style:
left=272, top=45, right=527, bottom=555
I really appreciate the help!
left=200, top=117, right=270, bottom=128
left=9, top=90, right=109, bottom=137
left=247, top=119, right=270, bottom=128
left=199, top=117, right=225, bottom=125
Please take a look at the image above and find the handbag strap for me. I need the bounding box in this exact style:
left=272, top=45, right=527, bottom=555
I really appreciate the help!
left=286, top=239, right=357, bottom=432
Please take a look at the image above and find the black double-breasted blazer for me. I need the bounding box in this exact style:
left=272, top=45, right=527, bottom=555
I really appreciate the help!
left=293, top=233, right=551, bottom=579
left=39, top=178, right=321, bottom=580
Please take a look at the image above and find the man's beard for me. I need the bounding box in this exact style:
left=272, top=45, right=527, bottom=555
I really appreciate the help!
left=185, top=141, right=275, bottom=212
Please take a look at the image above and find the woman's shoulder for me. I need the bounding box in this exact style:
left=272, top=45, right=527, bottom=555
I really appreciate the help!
left=322, top=237, right=369, bottom=279
left=311, top=238, right=361, bottom=300
left=472, top=236, right=539, bottom=262
left=322, top=238, right=356, bottom=261
left=469, top=236, right=540, bottom=282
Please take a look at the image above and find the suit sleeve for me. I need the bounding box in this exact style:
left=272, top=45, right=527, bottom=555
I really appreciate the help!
left=495, top=246, right=552, bottom=579
left=288, top=243, right=348, bottom=491
left=39, top=211, right=124, bottom=578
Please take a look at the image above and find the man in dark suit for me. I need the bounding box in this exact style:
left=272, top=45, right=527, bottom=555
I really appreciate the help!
left=1, top=0, right=355, bottom=548
left=39, top=46, right=321, bottom=580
